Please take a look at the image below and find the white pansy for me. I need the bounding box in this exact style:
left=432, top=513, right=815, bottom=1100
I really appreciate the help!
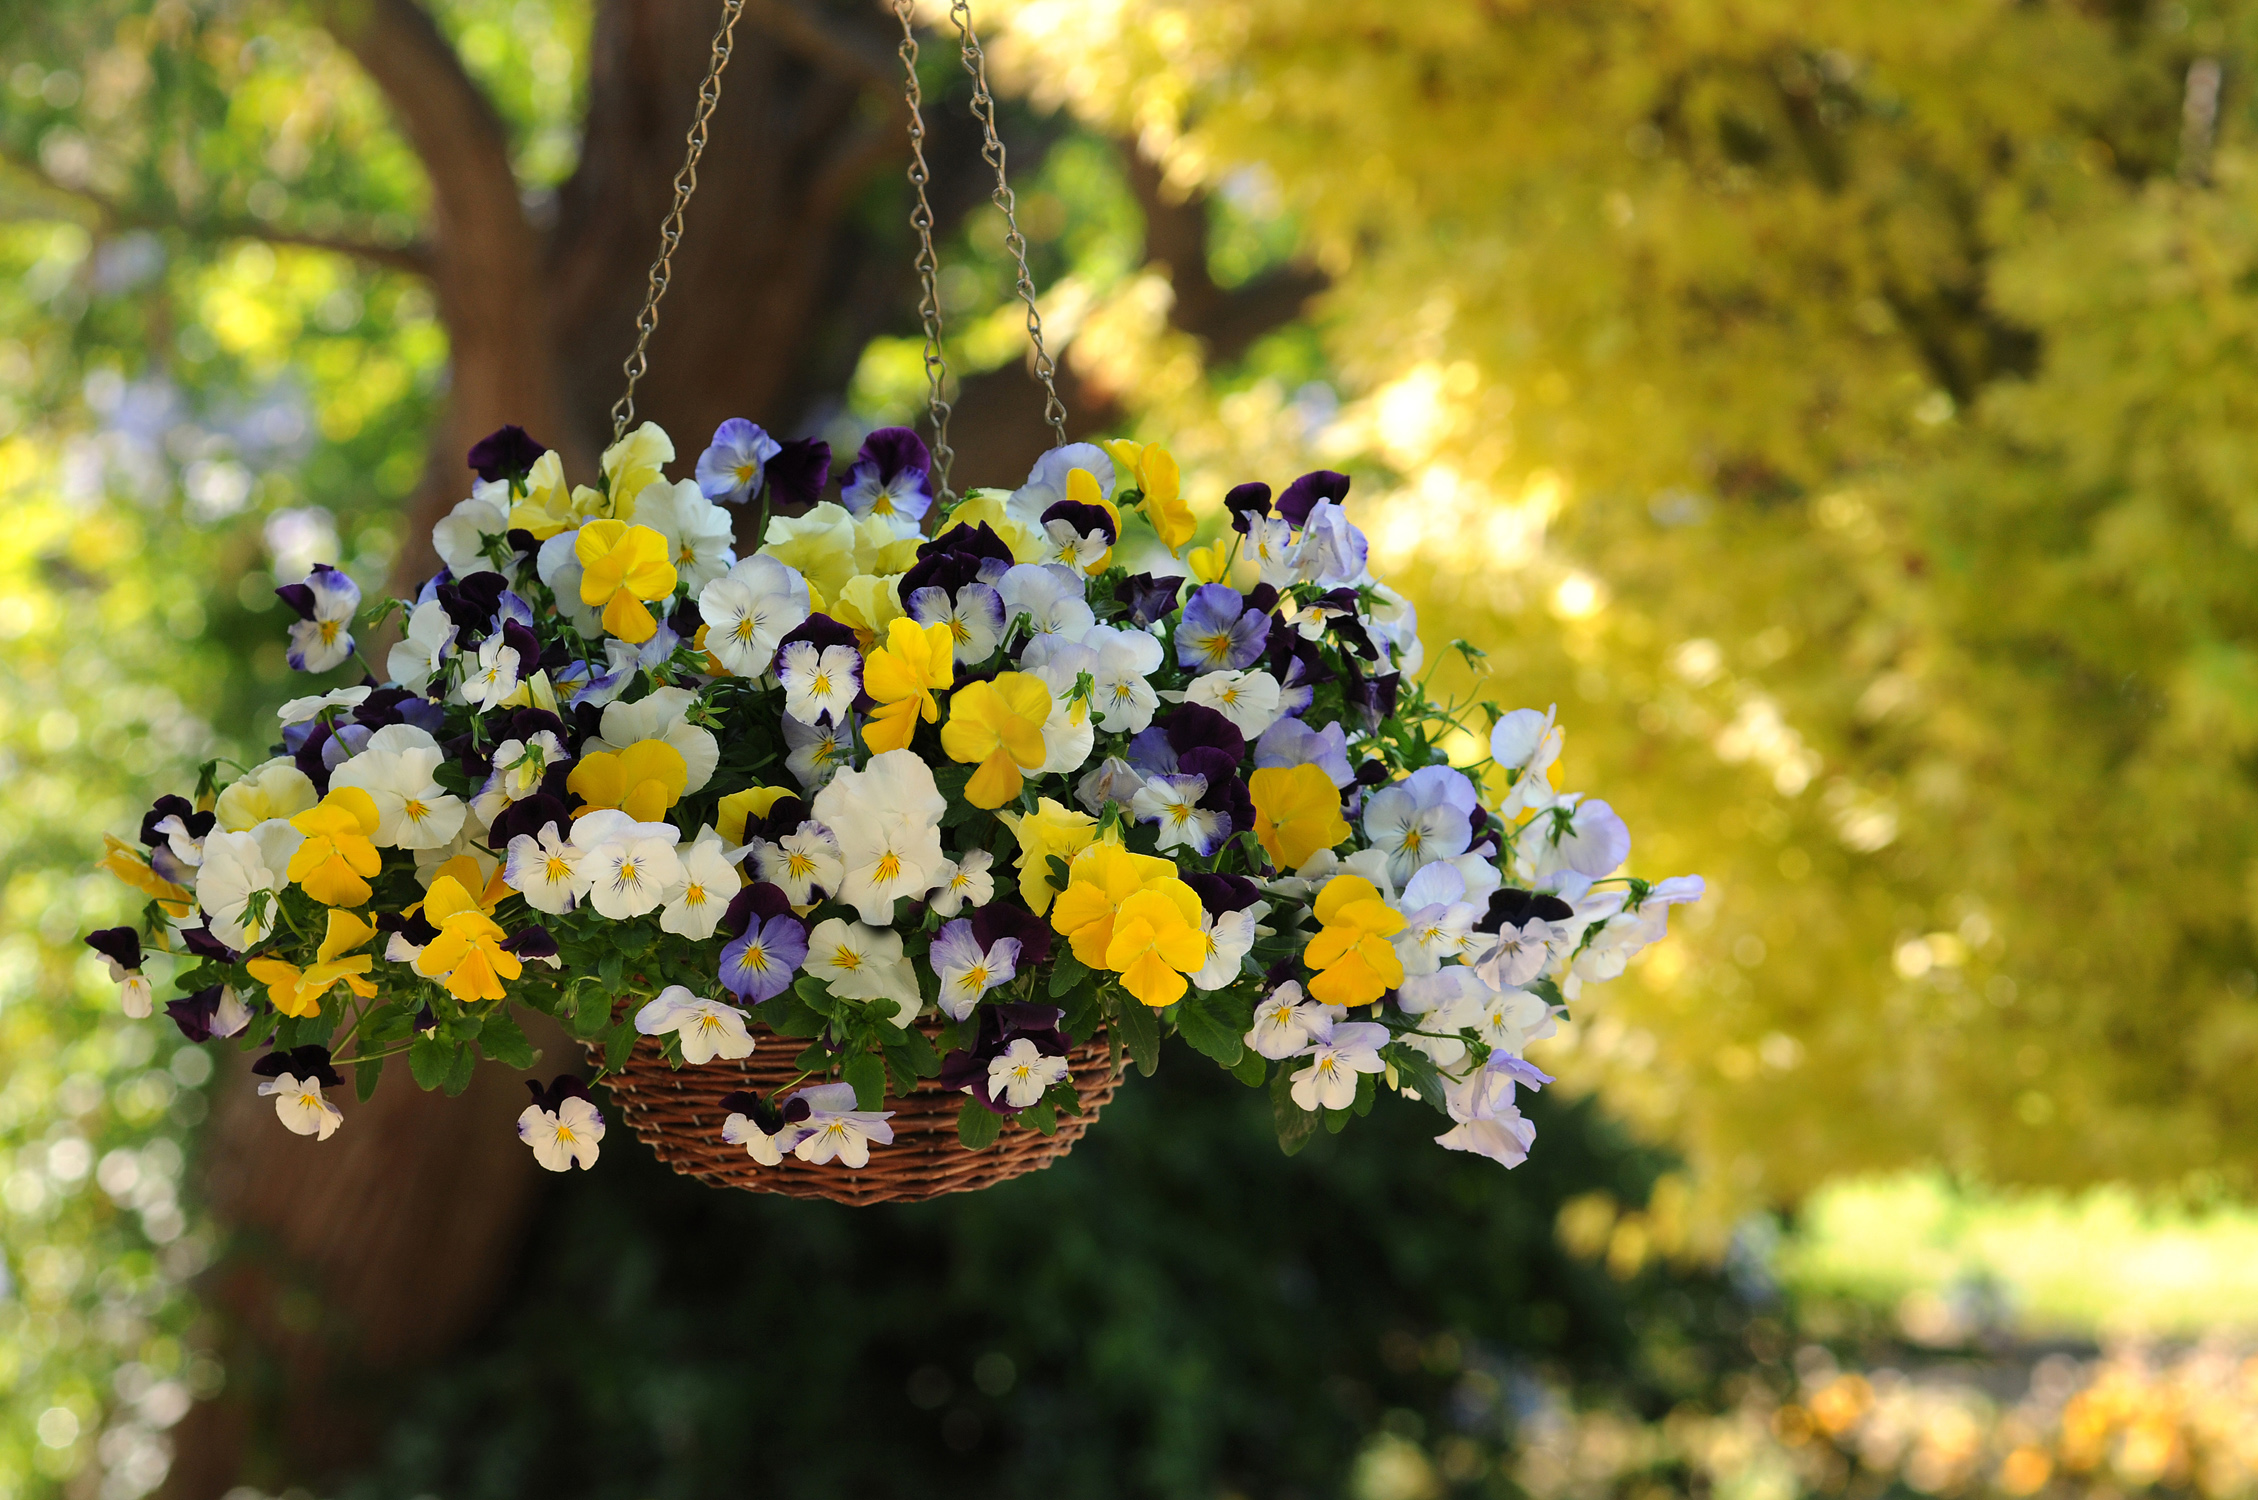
left=1182, top=668, right=1283, bottom=738
left=259, top=1072, right=343, bottom=1140
left=587, top=686, right=720, bottom=794
left=570, top=810, right=688, bottom=919
left=431, top=482, right=513, bottom=578
left=752, top=822, right=843, bottom=905
left=782, top=712, right=854, bottom=790
left=536, top=530, right=604, bottom=637
left=1242, top=982, right=1344, bottom=1061
left=786, top=1081, right=895, bottom=1168
left=634, top=985, right=754, bottom=1064
left=461, top=630, right=523, bottom=711
left=636, top=478, right=738, bottom=592
left=1083, top=623, right=1164, bottom=733
left=196, top=822, right=303, bottom=951
left=997, top=563, right=1095, bottom=643
left=1393, top=862, right=1482, bottom=976
left=699, top=554, right=811, bottom=677
left=810, top=749, right=947, bottom=923
left=802, top=918, right=923, bottom=1028
left=661, top=831, right=743, bottom=939
left=278, top=685, right=372, bottom=727
left=473, top=732, right=570, bottom=825
left=387, top=600, right=459, bottom=693
left=1470, top=985, right=1553, bottom=1052
left=518, top=1095, right=605, bottom=1171
left=1004, top=443, right=1115, bottom=532
left=330, top=723, right=466, bottom=850
left=778, top=641, right=860, bottom=724
left=502, top=821, right=580, bottom=915
left=1288, top=1020, right=1391, bottom=1112
left=1490, top=705, right=1563, bottom=818
left=1190, top=905, right=1259, bottom=992
left=988, top=1037, right=1070, bottom=1109
left=925, top=848, right=994, bottom=917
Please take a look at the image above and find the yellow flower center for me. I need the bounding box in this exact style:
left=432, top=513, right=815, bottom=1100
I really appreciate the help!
left=810, top=669, right=832, bottom=695
left=545, top=855, right=572, bottom=881
left=319, top=620, right=341, bottom=644
left=965, top=964, right=990, bottom=988
left=617, top=858, right=640, bottom=882
left=874, top=852, right=902, bottom=882
left=832, top=945, right=862, bottom=970
left=684, top=882, right=708, bottom=906
left=787, top=851, right=815, bottom=877
left=735, top=617, right=758, bottom=641
left=404, top=798, right=429, bottom=820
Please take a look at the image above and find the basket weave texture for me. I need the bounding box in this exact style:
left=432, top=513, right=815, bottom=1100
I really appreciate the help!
left=598, top=1023, right=1120, bottom=1205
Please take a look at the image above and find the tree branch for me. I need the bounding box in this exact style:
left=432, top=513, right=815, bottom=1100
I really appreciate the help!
left=744, top=0, right=895, bottom=93
left=1123, top=145, right=1327, bottom=366
left=0, top=148, right=433, bottom=275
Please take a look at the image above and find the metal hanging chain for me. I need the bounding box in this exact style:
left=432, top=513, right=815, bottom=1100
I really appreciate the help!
left=893, top=0, right=958, bottom=500
left=610, top=0, right=749, bottom=446
left=948, top=0, right=1069, bottom=446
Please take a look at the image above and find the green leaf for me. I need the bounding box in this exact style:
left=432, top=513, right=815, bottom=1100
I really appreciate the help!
left=844, top=1051, right=887, bottom=1111
left=1172, top=992, right=1245, bottom=1067
left=1231, top=1049, right=1269, bottom=1088
left=602, top=1018, right=639, bottom=1073
left=1057, top=979, right=1103, bottom=1041
left=764, top=990, right=826, bottom=1038
left=1526, top=974, right=1566, bottom=1012
left=894, top=1024, right=942, bottom=1079
left=569, top=990, right=613, bottom=1039
left=441, top=1038, right=478, bottom=1097
left=597, top=949, right=625, bottom=990
left=479, top=1010, right=536, bottom=1069
left=1113, top=994, right=1162, bottom=1077
left=1388, top=1044, right=1452, bottom=1114
left=1352, top=1068, right=1377, bottom=1117
left=1324, top=1105, right=1354, bottom=1134
left=957, top=1099, right=1004, bottom=1151
left=794, top=1040, right=831, bottom=1073
left=354, top=1055, right=385, bottom=1103
left=361, top=1002, right=412, bottom=1045
left=1047, top=948, right=1089, bottom=997
left=1045, top=1079, right=1083, bottom=1117
left=408, top=1033, right=452, bottom=1091
left=1270, top=1065, right=1318, bottom=1156
left=1023, top=1099, right=1059, bottom=1136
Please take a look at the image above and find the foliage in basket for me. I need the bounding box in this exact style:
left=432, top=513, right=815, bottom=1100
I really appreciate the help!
left=86, top=417, right=1701, bottom=1179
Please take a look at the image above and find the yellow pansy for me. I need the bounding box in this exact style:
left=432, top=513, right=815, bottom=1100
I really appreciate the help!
left=1107, top=439, right=1193, bottom=553
left=567, top=739, right=689, bottom=822
left=244, top=909, right=378, bottom=1019
left=412, top=875, right=524, bottom=1003
left=1054, top=468, right=1119, bottom=575
left=940, top=673, right=1053, bottom=809
left=507, top=451, right=587, bottom=538
left=998, top=797, right=1097, bottom=914
left=1104, top=880, right=1209, bottom=1007
left=425, top=853, right=511, bottom=912
left=717, top=785, right=800, bottom=844
left=1049, top=841, right=1179, bottom=969
left=862, top=617, right=955, bottom=754
left=851, top=515, right=924, bottom=575
left=496, top=668, right=560, bottom=714
left=575, top=519, right=678, bottom=643
left=215, top=757, right=318, bottom=832
left=832, top=573, right=905, bottom=648
left=97, top=835, right=195, bottom=920
left=1304, top=875, right=1407, bottom=1006
left=1249, top=764, right=1352, bottom=871
left=286, top=787, right=384, bottom=907
left=601, top=421, right=675, bottom=513
left=761, top=502, right=860, bottom=599
left=1186, top=541, right=1233, bottom=584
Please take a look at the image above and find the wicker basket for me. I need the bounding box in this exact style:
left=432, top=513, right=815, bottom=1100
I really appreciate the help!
left=597, top=1023, right=1120, bottom=1205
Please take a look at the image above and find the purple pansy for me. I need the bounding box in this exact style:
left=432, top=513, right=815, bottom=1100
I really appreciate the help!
left=277, top=564, right=361, bottom=673
left=936, top=1002, right=1071, bottom=1117
left=1254, top=717, right=1354, bottom=788
left=839, top=427, right=933, bottom=530
left=467, top=425, right=548, bottom=484
left=717, top=883, right=809, bottom=1003
left=1225, top=481, right=1273, bottom=534
left=765, top=437, right=833, bottom=508
left=1275, top=469, right=1351, bottom=528
left=1115, top=572, right=1182, bottom=627
left=1176, top=585, right=1270, bottom=673
left=696, top=418, right=784, bottom=505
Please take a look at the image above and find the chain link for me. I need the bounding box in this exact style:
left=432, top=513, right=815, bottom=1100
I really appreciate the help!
left=610, top=0, right=748, bottom=446
left=893, top=0, right=958, bottom=500
left=948, top=0, right=1069, bottom=446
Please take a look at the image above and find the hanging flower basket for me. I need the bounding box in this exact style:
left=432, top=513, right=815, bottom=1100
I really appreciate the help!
left=89, top=415, right=1703, bottom=1202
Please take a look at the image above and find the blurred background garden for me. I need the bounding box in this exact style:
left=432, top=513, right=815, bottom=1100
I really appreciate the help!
left=7, top=0, right=2258, bottom=1496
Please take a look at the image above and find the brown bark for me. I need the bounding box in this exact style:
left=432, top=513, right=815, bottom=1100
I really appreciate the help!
left=162, top=9, right=1326, bottom=1492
